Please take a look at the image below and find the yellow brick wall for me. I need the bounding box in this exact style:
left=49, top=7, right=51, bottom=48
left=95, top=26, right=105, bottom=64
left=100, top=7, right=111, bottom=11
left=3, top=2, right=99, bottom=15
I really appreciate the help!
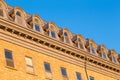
left=0, top=40, right=117, bottom=80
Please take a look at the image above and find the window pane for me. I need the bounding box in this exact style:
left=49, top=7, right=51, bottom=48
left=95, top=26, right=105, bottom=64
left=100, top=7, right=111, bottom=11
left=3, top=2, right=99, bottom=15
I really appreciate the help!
left=61, top=68, right=67, bottom=77
left=25, top=57, right=33, bottom=66
left=5, top=50, right=13, bottom=60
left=35, top=25, right=40, bottom=32
left=64, top=32, right=67, bottom=36
left=90, top=77, right=94, bottom=80
left=102, top=53, right=107, bottom=59
left=91, top=48, right=96, bottom=54
left=44, top=62, right=51, bottom=72
left=51, top=31, right=56, bottom=38
left=5, top=50, right=14, bottom=67
left=78, top=38, right=81, bottom=42
left=112, top=56, right=117, bottom=63
left=26, top=66, right=34, bottom=73
left=16, top=11, right=21, bottom=17
left=6, top=59, right=14, bottom=67
left=25, top=57, right=34, bottom=73
left=76, top=72, right=82, bottom=80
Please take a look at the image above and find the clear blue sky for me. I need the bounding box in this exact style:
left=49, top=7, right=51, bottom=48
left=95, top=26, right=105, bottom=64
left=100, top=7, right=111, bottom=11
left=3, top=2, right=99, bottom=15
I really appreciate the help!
left=5, top=0, right=120, bottom=53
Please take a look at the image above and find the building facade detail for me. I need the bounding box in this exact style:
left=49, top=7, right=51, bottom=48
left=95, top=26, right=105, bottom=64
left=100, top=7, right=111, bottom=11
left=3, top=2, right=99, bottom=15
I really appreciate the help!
left=0, top=0, right=120, bottom=80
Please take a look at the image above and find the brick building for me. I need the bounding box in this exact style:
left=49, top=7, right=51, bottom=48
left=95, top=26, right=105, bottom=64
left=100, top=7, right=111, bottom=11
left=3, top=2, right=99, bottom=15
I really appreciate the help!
left=0, top=0, right=120, bottom=80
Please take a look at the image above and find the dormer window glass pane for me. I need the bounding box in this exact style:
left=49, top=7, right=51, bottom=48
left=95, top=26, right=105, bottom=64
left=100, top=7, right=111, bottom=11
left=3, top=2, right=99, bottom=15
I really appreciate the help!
left=35, top=25, right=40, bottom=32
left=64, top=32, right=70, bottom=44
left=78, top=38, right=83, bottom=49
left=78, top=38, right=81, bottom=42
left=90, top=43, right=96, bottom=54
left=51, top=31, right=56, bottom=38
left=64, top=32, right=68, bottom=36
left=91, top=48, right=96, bottom=54
left=16, top=11, right=21, bottom=17
left=102, top=53, right=107, bottom=59
left=112, top=56, right=117, bottom=63
left=101, top=49, right=107, bottom=59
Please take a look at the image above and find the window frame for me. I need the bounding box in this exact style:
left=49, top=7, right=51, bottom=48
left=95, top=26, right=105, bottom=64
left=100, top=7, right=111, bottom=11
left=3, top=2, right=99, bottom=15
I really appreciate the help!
left=64, top=32, right=70, bottom=44
left=25, top=56, right=35, bottom=73
left=44, top=62, right=52, bottom=73
left=35, top=24, right=40, bottom=32
left=16, top=11, right=21, bottom=17
left=76, top=72, right=82, bottom=80
left=78, top=38, right=84, bottom=49
left=61, top=67, right=68, bottom=77
left=4, top=49, right=15, bottom=68
left=90, top=76, right=94, bottom=80
left=51, top=31, right=56, bottom=38
left=112, top=56, right=117, bottom=63
left=90, top=43, right=96, bottom=54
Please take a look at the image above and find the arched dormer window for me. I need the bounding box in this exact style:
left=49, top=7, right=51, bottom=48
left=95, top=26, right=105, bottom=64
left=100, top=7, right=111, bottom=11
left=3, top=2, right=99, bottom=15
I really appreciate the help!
left=64, top=32, right=70, bottom=44
left=108, top=50, right=118, bottom=64
left=48, top=24, right=58, bottom=39
left=0, top=4, right=3, bottom=16
left=78, top=38, right=84, bottom=49
left=90, top=43, right=96, bottom=54
left=101, top=49, right=107, bottom=59
left=16, top=11, right=21, bottom=17
left=34, top=19, right=40, bottom=32
left=112, top=56, right=117, bottom=63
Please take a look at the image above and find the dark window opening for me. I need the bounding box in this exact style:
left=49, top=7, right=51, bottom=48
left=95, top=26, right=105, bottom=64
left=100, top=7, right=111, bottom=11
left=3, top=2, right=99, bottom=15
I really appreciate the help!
left=61, top=67, right=67, bottom=77
left=5, top=50, right=14, bottom=68
left=76, top=72, right=82, bottom=80
left=44, top=62, right=51, bottom=72
left=16, top=11, right=21, bottom=17
left=35, top=25, right=40, bottom=32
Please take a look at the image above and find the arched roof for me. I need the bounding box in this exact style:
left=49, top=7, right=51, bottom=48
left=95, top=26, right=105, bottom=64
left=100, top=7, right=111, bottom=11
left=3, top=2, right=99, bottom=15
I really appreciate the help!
left=100, top=45, right=108, bottom=50
left=15, top=7, right=26, bottom=17
left=77, top=34, right=85, bottom=40
left=33, top=14, right=46, bottom=24
left=49, top=22, right=59, bottom=31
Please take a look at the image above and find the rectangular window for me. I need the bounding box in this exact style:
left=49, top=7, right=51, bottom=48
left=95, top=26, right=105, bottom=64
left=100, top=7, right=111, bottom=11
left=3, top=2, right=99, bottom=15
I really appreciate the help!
left=35, top=25, right=40, bottom=32
left=90, top=76, right=94, bottom=80
left=44, top=62, right=51, bottom=73
left=102, top=53, right=107, bottom=59
left=5, top=50, right=14, bottom=68
left=91, top=48, right=96, bottom=54
left=76, top=72, right=82, bottom=80
left=112, top=56, right=117, bottom=63
left=51, top=31, right=56, bottom=38
left=61, top=67, right=67, bottom=77
left=25, top=56, right=34, bottom=73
